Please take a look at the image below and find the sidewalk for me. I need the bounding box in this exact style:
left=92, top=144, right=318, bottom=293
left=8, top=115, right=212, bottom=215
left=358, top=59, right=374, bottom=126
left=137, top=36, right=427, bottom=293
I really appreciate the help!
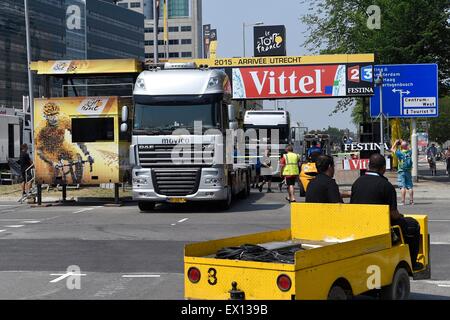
left=334, top=162, right=449, bottom=201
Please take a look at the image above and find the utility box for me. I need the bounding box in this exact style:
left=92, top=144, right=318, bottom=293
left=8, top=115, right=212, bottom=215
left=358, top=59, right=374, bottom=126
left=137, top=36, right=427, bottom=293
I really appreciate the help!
left=33, top=96, right=132, bottom=185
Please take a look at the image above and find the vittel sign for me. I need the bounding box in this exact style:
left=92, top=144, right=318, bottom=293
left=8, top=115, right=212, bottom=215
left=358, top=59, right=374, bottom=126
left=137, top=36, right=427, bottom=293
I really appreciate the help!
left=232, top=64, right=373, bottom=99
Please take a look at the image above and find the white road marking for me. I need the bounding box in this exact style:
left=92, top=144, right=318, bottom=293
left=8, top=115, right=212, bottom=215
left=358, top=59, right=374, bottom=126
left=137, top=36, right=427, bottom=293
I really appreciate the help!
left=431, top=242, right=450, bottom=245
left=49, top=272, right=86, bottom=283
left=177, top=218, right=189, bottom=223
left=73, top=208, right=95, bottom=214
left=0, top=230, right=6, bottom=233
left=4, top=225, right=24, bottom=228
left=430, top=220, right=450, bottom=222
left=23, top=220, right=40, bottom=224
left=438, top=285, right=450, bottom=288
left=122, top=274, right=161, bottom=278
left=170, top=223, right=176, bottom=226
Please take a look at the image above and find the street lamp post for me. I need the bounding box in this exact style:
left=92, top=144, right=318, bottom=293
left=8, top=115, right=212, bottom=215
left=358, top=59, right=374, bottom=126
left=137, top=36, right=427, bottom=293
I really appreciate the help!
left=242, top=22, right=263, bottom=57
left=24, top=0, right=34, bottom=155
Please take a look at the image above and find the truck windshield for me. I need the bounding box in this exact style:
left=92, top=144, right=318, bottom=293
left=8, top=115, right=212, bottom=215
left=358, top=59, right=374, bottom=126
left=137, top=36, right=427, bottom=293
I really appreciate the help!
left=243, top=125, right=290, bottom=144
left=134, top=102, right=218, bottom=134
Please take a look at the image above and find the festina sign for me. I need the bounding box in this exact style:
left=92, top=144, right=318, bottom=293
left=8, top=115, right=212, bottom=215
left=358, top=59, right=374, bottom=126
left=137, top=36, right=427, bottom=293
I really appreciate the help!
left=232, top=64, right=374, bottom=99
left=343, top=143, right=390, bottom=152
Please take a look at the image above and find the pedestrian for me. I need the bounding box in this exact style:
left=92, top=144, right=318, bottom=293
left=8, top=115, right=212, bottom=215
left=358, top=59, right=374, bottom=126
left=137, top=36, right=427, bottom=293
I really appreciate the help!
left=305, top=155, right=347, bottom=203
left=258, top=148, right=273, bottom=193
left=279, top=145, right=300, bottom=202
left=391, top=139, right=414, bottom=205
left=19, top=144, right=33, bottom=196
left=307, top=140, right=322, bottom=159
left=251, top=156, right=261, bottom=189
left=445, top=146, right=450, bottom=177
left=426, top=143, right=438, bottom=176
left=350, top=153, right=422, bottom=270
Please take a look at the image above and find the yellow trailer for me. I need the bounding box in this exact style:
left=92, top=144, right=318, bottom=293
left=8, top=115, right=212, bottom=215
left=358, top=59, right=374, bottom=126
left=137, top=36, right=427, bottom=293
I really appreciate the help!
left=184, top=203, right=430, bottom=300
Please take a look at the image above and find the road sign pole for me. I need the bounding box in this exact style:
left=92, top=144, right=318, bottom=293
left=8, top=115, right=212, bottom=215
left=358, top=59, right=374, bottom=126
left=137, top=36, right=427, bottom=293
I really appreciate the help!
left=411, top=119, right=418, bottom=182
left=379, top=78, right=384, bottom=156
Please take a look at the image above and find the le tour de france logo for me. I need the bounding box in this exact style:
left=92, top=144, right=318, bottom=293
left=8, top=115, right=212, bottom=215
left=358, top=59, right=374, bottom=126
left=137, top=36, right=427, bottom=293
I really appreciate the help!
left=254, top=25, right=287, bottom=57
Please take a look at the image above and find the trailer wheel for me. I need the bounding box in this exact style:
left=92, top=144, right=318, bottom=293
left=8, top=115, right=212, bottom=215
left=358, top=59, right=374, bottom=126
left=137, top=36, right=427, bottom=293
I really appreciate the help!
left=380, top=267, right=410, bottom=300
left=138, top=201, right=155, bottom=212
left=327, top=285, right=350, bottom=300
left=239, top=172, right=251, bottom=199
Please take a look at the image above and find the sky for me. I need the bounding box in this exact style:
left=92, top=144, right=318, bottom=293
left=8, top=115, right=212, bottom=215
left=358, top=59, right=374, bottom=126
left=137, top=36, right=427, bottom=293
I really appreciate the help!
left=202, top=0, right=357, bottom=132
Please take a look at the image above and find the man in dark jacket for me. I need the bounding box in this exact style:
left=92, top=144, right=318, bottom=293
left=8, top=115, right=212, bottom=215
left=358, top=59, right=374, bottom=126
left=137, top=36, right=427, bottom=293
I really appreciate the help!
left=350, top=153, right=422, bottom=270
left=305, top=155, right=345, bottom=203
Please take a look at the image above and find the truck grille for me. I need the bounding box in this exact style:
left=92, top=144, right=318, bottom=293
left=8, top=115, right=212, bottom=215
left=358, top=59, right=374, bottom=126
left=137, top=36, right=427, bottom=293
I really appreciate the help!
left=138, top=144, right=214, bottom=168
left=152, top=168, right=201, bottom=196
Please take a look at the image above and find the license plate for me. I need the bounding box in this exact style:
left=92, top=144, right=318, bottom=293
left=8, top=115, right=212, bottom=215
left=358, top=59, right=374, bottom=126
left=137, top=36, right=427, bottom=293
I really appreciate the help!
left=167, top=198, right=187, bottom=203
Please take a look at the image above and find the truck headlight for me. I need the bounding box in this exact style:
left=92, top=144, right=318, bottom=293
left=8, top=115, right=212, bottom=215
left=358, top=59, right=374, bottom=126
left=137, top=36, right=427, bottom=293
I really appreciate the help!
left=133, top=177, right=150, bottom=185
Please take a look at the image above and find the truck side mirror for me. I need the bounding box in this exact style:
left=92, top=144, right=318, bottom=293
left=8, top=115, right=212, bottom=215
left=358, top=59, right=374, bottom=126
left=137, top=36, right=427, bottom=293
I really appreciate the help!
left=120, top=123, right=128, bottom=133
left=121, top=105, right=128, bottom=122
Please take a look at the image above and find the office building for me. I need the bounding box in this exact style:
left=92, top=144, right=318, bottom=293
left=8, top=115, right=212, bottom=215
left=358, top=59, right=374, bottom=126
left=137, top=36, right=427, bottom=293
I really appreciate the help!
left=0, top=0, right=144, bottom=109
left=116, top=0, right=202, bottom=61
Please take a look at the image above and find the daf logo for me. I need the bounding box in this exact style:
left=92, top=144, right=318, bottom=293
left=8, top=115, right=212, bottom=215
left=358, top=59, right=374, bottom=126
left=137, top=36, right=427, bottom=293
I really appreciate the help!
left=138, top=144, right=155, bottom=150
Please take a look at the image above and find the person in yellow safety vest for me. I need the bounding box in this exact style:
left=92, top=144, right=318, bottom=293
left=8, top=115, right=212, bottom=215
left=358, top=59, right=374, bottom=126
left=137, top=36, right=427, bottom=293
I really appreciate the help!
left=279, top=145, right=301, bottom=203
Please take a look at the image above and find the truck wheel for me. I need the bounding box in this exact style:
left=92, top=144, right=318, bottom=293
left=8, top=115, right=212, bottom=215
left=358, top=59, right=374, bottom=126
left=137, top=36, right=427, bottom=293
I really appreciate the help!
left=138, top=201, right=155, bottom=212
left=239, top=173, right=251, bottom=199
left=218, top=186, right=232, bottom=210
left=380, top=268, right=410, bottom=300
left=327, top=285, right=350, bottom=300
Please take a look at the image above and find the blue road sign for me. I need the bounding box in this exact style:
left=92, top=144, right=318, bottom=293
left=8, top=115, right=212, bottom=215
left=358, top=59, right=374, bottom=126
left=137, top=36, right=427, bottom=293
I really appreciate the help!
left=370, top=64, right=439, bottom=118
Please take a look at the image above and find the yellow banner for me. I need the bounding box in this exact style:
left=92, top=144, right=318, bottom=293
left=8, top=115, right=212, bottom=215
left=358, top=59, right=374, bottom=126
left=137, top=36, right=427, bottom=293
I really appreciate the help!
left=169, top=53, right=374, bottom=68
left=33, top=97, right=125, bottom=185
left=30, top=59, right=142, bottom=75
left=163, top=0, right=168, bottom=43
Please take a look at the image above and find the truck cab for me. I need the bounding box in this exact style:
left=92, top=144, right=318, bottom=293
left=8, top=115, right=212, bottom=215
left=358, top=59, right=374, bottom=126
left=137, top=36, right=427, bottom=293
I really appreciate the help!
left=130, top=63, right=250, bottom=211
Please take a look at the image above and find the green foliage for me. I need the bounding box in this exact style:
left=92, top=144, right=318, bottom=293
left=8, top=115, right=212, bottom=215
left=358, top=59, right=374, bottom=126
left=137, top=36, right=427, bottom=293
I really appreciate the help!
left=429, top=96, right=450, bottom=144
left=301, top=0, right=450, bottom=117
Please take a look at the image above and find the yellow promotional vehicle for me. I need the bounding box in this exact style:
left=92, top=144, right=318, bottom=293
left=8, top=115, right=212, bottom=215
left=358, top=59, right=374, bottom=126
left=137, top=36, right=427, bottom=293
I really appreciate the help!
left=30, top=59, right=142, bottom=204
left=184, top=203, right=430, bottom=300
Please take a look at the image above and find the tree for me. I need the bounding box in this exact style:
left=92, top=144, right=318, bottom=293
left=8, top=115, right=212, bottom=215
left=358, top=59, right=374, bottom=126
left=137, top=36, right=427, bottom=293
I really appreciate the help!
left=301, top=0, right=450, bottom=116
left=429, top=96, right=450, bottom=144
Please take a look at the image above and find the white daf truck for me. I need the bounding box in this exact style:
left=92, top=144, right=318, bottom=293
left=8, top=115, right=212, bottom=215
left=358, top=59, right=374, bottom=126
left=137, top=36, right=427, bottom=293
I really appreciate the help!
left=125, top=63, right=251, bottom=211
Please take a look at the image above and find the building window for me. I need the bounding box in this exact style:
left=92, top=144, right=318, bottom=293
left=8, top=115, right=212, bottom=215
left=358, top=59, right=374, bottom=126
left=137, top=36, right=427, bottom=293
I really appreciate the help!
left=144, top=27, right=154, bottom=33
left=181, top=26, right=192, bottom=32
left=181, top=51, right=192, bottom=58
left=158, top=40, right=164, bottom=45
left=169, top=26, right=179, bottom=32
left=145, top=40, right=154, bottom=46
left=158, top=53, right=165, bottom=58
left=169, top=52, right=180, bottom=58
left=145, top=53, right=154, bottom=59
left=168, top=39, right=179, bottom=45
left=130, top=2, right=141, bottom=8
left=181, top=39, right=192, bottom=45
left=169, top=0, right=190, bottom=18
left=118, top=3, right=128, bottom=8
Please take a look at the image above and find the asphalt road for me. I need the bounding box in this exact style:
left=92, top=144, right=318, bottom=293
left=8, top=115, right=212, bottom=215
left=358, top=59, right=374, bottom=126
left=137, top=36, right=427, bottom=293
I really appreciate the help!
left=0, top=186, right=449, bottom=300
